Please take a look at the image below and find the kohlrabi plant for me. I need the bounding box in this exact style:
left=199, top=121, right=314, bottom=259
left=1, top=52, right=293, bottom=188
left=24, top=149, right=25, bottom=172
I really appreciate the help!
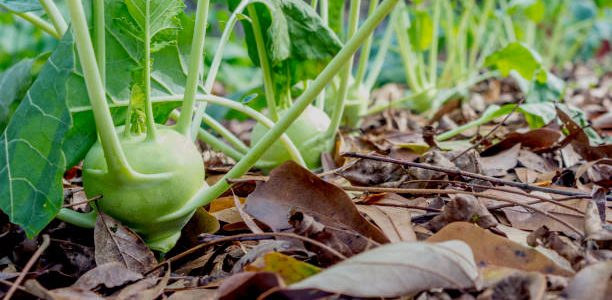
left=0, top=0, right=399, bottom=252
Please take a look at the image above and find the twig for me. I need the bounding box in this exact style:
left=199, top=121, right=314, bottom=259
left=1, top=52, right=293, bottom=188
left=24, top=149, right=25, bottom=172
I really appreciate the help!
left=451, top=98, right=524, bottom=161
left=399, top=179, right=586, bottom=214
left=358, top=202, right=443, bottom=212
left=3, top=235, right=50, bottom=300
left=341, top=152, right=610, bottom=200
left=62, top=195, right=103, bottom=208
left=231, top=187, right=263, bottom=234
left=342, top=185, right=584, bottom=238
left=146, top=232, right=347, bottom=275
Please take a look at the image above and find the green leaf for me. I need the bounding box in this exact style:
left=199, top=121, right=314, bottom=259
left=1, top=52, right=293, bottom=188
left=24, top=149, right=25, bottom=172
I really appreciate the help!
left=328, top=0, right=344, bottom=40
left=122, top=0, right=184, bottom=40
left=0, top=0, right=193, bottom=237
left=0, top=0, right=41, bottom=12
left=484, top=42, right=544, bottom=81
left=0, top=58, right=41, bottom=131
left=518, top=102, right=556, bottom=128
left=509, top=0, right=545, bottom=23
left=234, top=0, right=342, bottom=87
left=408, top=9, right=433, bottom=52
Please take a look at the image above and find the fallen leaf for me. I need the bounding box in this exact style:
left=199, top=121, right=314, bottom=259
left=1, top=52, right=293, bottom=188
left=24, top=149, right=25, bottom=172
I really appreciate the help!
left=427, top=194, right=498, bottom=232
left=482, top=268, right=547, bottom=300
left=357, top=205, right=417, bottom=242
left=114, top=268, right=170, bottom=300
left=427, top=222, right=574, bottom=276
left=557, top=107, right=612, bottom=161
left=517, top=150, right=556, bottom=173
left=480, top=143, right=521, bottom=177
left=167, top=289, right=216, bottom=300
left=217, top=272, right=283, bottom=300
left=245, top=161, right=388, bottom=244
left=94, top=213, right=157, bottom=274
left=181, top=207, right=220, bottom=246
left=481, top=128, right=562, bottom=155
left=245, top=252, right=321, bottom=284
left=289, top=241, right=481, bottom=298
left=25, top=279, right=104, bottom=300
left=337, top=157, right=406, bottom=186
left=585, top=200, right=612, bottom=241
left=73, top=262, right=143, bottom=290
left=563, top=261, right=612, bottom=300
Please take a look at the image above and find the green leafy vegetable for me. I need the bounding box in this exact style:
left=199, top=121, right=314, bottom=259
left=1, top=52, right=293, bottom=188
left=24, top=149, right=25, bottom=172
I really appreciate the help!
left=0, top=57, right=44, bottom=130
left=484, top=42, right=544, bottom=81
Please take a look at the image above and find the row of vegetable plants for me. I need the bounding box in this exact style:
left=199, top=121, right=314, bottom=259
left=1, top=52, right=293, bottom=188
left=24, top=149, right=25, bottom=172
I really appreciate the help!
left=0, top=0, right=609, bottom=252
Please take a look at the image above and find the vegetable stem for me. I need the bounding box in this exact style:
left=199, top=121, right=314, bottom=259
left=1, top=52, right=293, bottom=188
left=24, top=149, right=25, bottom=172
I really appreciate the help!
left=143, top=0, right=157, bottom=141
left=93, top=0, right=105, bottom=85
left=393, top=2, right=421, bottom=92
left=39, top=0, right=67, bottom=37
left=325, top=0, right=361, bottom=139
left=66, top=0, right=133, bottom=175
left=201, top=114, right=249, bottom=154
left=364, top=13, right=394, bottom=90
left=428, top=0, right=440, bottom=87
left=158, top=0, right=400, bottom=223
left=176, top=0, right=211, bottom=136
left=354, top=0, right=378, bottom=85
left=4, top=8, right=60, bottom=39
left=248, top=4, right=279, bottom=121
left=57, top=209, right=97, bottom=228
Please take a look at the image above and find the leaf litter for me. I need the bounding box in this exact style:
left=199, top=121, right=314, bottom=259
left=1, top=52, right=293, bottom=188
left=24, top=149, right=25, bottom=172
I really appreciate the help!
left=1, top=73, right=611, bottom=300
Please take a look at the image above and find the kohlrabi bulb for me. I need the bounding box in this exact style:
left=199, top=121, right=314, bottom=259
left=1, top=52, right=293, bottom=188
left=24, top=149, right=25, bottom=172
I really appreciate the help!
left=250, top=105, right=331, bottom=170
left=83, top=127, right=204, bottom=252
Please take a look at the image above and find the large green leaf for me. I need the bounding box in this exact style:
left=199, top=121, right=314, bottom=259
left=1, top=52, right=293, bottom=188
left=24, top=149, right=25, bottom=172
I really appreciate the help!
left=233, top=0, right=342, bottom=89
left=484, top=42, right=544, bottom=81
left=0, top=57, right=43, bottom=131
left=0, top=0, right=192, bottom=237
left=408, top=9, right=433, bottom=52
left=0, top=0, right=42, bottom=12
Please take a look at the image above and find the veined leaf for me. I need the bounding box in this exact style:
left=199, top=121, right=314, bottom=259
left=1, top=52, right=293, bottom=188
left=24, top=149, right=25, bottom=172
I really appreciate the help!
left=0, top=57, right=44, bottom=131
left=0, top=0, right=193, bottom=237
left=0, top=0, right=41, bottom=12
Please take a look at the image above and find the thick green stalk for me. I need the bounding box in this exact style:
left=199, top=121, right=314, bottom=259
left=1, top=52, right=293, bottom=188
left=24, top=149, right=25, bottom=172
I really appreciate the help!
left=158, top=0, right=400, bottom=223
left=202, top=114, right=249, bottom=154
left=143, top=1, right=157, bottom=141
left=248, top=4, right=278, bottom=121
left=364, top=12, right=394, bottom=90
left=354, top=0, right=378, bottom=85
left=66, top=0, right=132, bottom=175
left=176, top=0, right=211, bottom=136
left=93, top=0, right=105, bottom=85
left=499, top=0, right=516, bottom=42
left=57, top=209, right=97, bottom=228
left=6, top=8, right=60, bottom=39
left=325, top=0, right=360, bottom=138
left=320, top=0, right=328, bottom=24
left=428, top=0, right=440, bottom=87
left=439, top=0, right=455, bottom=82
left=39, top=0, right=67, bottom=36
left=545, top=2, right=568, bottom=68
left=393, top=2, right=421, bottom=92
left=455, top=0, right=474, bottom=83
left=467, top=0, right=493, bottom=68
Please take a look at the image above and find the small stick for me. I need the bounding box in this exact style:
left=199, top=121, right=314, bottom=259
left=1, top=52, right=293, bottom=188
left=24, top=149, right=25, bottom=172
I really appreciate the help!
left=342, top=185, right=584, bottom=237
left=358, top=202, right=443, bottom=213
left=341, top=152, right=609, bottom=200
left=3, top=235, right=50, bottom=300
left=451, top=98, right=524, bottom=161
left=62, top=195, right=103, bottom=208
left=146, top=232, right=347, bottom=275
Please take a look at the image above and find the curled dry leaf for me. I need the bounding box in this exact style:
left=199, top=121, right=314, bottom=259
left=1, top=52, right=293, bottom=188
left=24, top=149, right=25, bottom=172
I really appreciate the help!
left=94, top=213, right=157, bottom=274
left=427, top=194, right=498, bottom=232
left=563, top=261, right=612, bottom=300
left=72, top=262, right=143, bottom=290
left=428, top=222, right=574, bottom=276
left=289, top=241, right=481, bottom=298
left=245, top=161, right=388, bottom=244
left=557, top=107, right=612, bottom=161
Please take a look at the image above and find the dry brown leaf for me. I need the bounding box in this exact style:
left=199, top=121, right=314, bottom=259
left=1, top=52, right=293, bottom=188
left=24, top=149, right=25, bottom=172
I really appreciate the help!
left=25, top=279, right=104, bottom=300
left=357, top=205, right=417, bottom=242
left=428, top=194, right=498, bottom=232
left=245, top=161, right=389, bottom=244
left=480, top=143, right=521, bottom=177
left=337, top=157, right=406, bottom=186
left=94, top=213, right=157, bottom=274
left=216, top=271, right=283, bottom=300
left=167, top=288, right=216, bottom=300
left=289, top=241, right=481, bottom=298
left=481, top=128, right=562, bottom=155
left=245, top=252, right=321, bottom=285
left=72, top=262, right=143, bottom=290
left=557, top=107, right=612, bottom=161
left=481, top=268, right=547, bottom=300
left=114, top=268, right=170, bottom=300
left=181, top=207, right=220, bottom=246
left=427, top=222, right=574, bottom=276
left=517, top=150, right=556, bottom=173
left=563, top=261, right=612, bottom=300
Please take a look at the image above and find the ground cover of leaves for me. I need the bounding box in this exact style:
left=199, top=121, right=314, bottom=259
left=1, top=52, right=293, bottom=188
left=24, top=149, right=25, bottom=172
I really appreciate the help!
left=0, top=65, right=610, bottom=300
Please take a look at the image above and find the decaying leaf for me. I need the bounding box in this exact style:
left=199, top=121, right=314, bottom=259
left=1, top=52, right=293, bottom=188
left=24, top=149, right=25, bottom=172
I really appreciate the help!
left=336, top=157, right=406, bottom=186
left=73, top=262, right=143, bottom=290
left=245, top=252, right=321, bottom=284
left=481, top=128, right=562, bottom=155
left=427, top=194, right=498, bottom=232
left=245, top=161, right=388, bottom=244
left=94, top=213, right=157, bottom=274
left=428, top=222, right=574, bottom=276
left=557, top=107, right=612, bottom=161
left=290, top=241, right=481, bottom=298
left=563, top=261, right=612, bottom=300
